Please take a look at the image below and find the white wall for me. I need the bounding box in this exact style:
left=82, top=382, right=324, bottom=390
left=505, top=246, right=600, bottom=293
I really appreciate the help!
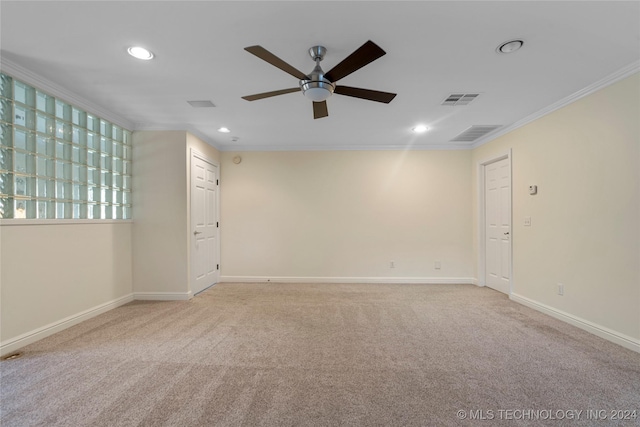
left=472, top=73, right=640, bottom=344
left=220, top=150, right=473, bottom=281
left=132, top=131, right=219, bottom=298
left=0, top=222, right=133, bottom=354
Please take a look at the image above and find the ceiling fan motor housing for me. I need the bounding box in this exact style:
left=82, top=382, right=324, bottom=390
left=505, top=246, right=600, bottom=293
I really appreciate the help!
left=300, top=46, right=335, bottom=102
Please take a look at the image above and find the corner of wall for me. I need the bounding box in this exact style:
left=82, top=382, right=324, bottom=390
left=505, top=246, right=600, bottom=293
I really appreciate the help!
left=132, top=130, right=189, bottom=295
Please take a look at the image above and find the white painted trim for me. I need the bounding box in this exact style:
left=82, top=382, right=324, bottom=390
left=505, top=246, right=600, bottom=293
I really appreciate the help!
left=510, top=293, right=640, bottom=354
left=476, top=150, right=513, bottom=291
left=472, top=62, right=640, bottom=149
left=0, top=293, right=134, bottom=357
left=217, top=144, right=472, bottom=152
left=133, top=292, right=193, bottom=301
left=0, top=58, right=134, bottom=131
left=477, top=150, right=511, bottom=168
left=191, top=149, right=218, bottom=167
left=0, top=219, right=133, bottom=226
left=220, top=276, right=477, bottom=285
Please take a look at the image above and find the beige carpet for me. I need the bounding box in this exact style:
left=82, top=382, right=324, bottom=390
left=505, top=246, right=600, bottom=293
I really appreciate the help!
left=1, top=283, right=639, bottom=426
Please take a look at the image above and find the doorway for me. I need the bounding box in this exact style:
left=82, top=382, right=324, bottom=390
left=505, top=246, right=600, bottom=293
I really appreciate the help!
left=190, top=150, right=220, bottom=295
left=479, top=153, right=512, bottom=294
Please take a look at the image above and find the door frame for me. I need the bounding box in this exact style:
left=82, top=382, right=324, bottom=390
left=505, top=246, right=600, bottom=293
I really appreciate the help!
left=477, top=149, right=512, bottom=292
left=189, top=148, right=220, bottom=295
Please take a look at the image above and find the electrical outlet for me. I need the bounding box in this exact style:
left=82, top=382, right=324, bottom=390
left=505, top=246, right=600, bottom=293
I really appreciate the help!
left=434, top=261, right=441, bottom=270
left=524, top=217, right=531, bottom=226
left=390, top=261, right=395, bottom=268
left=557, top=283, right=564, bottom=296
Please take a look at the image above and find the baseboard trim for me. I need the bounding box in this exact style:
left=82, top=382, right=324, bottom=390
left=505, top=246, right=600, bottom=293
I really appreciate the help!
left=0, top=293, right=134, bottom=357
left=133, top=291, right=193, bottom=301
left=510, top=293, right=640, bottom=353
left=220, top=276, right=477, bottom=285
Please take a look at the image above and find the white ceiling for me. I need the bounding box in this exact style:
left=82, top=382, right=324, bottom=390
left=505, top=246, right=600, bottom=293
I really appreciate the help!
left=1, top=1, right=639, bottom=151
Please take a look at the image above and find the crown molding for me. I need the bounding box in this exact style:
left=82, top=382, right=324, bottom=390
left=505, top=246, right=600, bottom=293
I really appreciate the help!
left=0, top=58, right=135, bottom=131
left=216, top=143, right=472, bottom=152
left=220, top=61, right=639, bottom=153
left=4, top=56, right=636, bottom=153
left=471, top=61, right=640, bottom=149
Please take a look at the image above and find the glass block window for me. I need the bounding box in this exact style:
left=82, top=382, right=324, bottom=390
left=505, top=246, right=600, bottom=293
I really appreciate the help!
left=0, top=72, right=132, bottom=219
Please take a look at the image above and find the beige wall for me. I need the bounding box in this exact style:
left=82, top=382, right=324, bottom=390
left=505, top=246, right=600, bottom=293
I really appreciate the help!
left=132, top=130, right=219, bottom=297
left=0, top=222, right=132, bottom=348
left=220, top=150, right=473, bottom=280
left=472, top=73, right=640, bottom=341
left=132, top=131, right=188, bottom=295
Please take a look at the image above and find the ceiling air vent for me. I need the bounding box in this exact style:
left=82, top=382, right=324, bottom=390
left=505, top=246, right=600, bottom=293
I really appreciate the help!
left=450, top=125, right=501, bottom=142
left=187, top=100, right=216, bottom=108
left=441, top=93, right=480, bottom=106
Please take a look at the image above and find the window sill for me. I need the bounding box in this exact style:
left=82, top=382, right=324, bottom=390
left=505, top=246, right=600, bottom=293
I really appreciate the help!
left=0, top=219, right=133, bottom=226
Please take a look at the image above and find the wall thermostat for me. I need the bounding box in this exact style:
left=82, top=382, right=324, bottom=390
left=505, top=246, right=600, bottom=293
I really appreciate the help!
left=529, top=185, right=538, bottom=195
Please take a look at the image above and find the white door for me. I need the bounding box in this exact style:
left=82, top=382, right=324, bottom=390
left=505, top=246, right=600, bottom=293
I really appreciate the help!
left=485, top=157, right=511, bottom=294
left=191, top=153, right=219, bottom=295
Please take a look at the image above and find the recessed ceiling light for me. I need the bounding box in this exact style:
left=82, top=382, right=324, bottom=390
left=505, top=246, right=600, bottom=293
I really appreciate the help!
left=127, top=46, right=154, bottom=60
left=497, top=39, right=524, bottom=54
left=218, top=127, right=230, bottom=133
left=412, top=125, right=429, bottom=133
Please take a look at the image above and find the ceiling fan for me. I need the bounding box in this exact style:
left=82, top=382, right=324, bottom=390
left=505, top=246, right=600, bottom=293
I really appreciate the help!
left=241, top=40, right=397, bottom=119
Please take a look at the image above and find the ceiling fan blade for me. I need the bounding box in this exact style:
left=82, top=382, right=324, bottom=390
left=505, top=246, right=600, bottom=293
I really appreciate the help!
left=313, top=101, right=328, bottom=119
left=244, top=46, right=308, bottom=80
left=324, top=40, right=386, bottom=83
left=334, top=86, right=397, bottom=103
left=242, top=87, right=301, bottom=101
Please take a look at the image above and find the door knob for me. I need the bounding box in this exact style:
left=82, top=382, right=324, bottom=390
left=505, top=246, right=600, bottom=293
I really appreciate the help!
left=194, top=231, right=202, bottom=235
left=504, top=232, right=510, bottom=235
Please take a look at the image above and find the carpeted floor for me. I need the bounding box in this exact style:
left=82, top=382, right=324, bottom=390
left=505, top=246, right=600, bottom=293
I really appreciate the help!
left=1, top=283, right=639, bottom=426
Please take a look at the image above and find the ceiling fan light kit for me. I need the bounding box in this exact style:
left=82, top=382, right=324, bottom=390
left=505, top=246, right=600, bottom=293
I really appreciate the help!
left=242, top=40, right=397, bottom=119
left=300, top=46, right=335, bottom=102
